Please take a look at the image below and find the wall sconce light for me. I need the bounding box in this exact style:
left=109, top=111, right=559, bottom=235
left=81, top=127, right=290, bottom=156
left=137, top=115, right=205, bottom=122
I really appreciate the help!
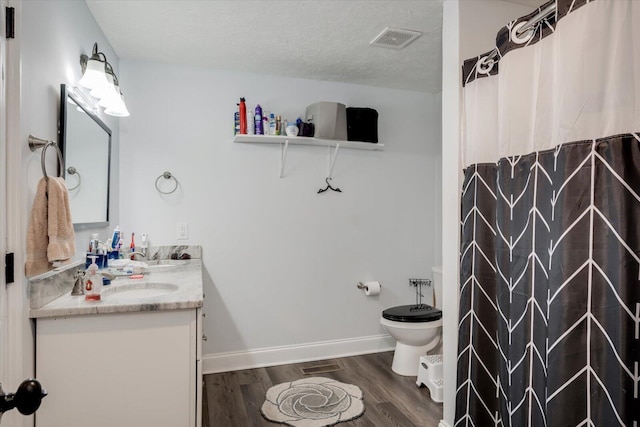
left=79, top=42, right=130, bottom=117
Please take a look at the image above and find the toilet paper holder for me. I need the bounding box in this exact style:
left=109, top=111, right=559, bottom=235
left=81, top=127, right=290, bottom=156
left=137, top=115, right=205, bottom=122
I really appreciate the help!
left=356, top=282, right=381, bottom=290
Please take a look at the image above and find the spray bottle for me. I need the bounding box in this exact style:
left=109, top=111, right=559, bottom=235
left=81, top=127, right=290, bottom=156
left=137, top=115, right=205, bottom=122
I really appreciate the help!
left=239, top=97, right=247, bottom=134
left=255, top=105, right=263, bottom=135
left=247, top=109, right=255, bottom=135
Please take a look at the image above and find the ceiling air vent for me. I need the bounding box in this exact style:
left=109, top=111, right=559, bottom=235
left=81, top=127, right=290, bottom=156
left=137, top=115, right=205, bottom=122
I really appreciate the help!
left=370, top=27, right=422, bottom=49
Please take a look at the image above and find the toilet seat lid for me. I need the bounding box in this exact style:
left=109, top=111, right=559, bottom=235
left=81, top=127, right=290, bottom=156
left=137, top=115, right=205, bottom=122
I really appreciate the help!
left=382, top=305, right=442, bottom=323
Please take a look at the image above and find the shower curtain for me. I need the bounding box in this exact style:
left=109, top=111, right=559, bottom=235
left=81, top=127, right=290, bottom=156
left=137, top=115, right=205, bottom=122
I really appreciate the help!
left=456, top=1, right=640, bottom=426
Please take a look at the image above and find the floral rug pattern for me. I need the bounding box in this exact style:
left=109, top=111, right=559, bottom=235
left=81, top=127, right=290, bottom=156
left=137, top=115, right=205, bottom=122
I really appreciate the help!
left=261, top=377, right=364, bottom=427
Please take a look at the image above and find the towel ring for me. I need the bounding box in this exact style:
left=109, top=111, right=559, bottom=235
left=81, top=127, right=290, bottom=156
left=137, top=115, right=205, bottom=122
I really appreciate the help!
left=28, top=134, right=64, bottom=181
left=155, top=171, right=178, bottom=194
left=66, top=166, right=81, bottom=191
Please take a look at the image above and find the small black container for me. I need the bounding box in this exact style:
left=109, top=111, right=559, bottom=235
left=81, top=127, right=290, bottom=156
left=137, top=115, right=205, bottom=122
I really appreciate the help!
left=346, top=107, right=378, bottom=143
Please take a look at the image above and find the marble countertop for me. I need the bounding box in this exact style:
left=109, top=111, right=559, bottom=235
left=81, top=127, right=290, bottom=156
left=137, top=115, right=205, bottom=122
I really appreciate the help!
left=29, top=259, right=203, bottom=319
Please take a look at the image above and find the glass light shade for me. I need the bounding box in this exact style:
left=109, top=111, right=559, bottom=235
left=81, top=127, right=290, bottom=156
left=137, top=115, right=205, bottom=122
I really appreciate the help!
left=78, top=58, right=108, bottom=90
left=98, top=78, right=119, bottom=108
left=90, top=72, right=113, bottom=99
left=104, top=93, right=130, bottom=117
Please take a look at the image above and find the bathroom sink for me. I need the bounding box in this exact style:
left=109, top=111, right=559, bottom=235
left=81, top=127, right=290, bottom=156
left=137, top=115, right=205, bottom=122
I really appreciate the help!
left=102, top=282, right=179, bottom=300
left=145, top=259, right=187, bottom=270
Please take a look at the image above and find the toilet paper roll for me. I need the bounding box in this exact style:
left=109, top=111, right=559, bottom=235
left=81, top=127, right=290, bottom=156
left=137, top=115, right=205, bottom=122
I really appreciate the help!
left=363, top=281, right=381, bottom=296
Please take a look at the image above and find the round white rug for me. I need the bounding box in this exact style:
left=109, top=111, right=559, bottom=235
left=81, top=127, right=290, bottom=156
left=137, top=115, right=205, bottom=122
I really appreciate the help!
left=261, top=377, right=364, bottom=427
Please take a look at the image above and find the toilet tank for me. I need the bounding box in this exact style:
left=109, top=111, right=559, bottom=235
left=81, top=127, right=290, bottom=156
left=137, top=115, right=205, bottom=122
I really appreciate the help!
left=432, top=266, right=443, bottom=310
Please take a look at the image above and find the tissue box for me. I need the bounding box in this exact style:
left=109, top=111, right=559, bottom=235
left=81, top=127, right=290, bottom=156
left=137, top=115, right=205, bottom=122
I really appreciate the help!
left=346, top=107, right=378, bottom=143
left=305, top=102, right=347, bottom=140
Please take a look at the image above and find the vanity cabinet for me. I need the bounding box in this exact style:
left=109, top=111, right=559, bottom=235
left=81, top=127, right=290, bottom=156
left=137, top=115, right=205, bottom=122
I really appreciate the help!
left=35, top=308, right=202, bottom=427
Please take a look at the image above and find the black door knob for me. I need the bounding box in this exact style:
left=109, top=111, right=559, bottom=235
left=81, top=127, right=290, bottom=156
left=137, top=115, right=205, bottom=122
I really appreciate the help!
left=14, top=379, right=47, bottom=415
left=0, top=378, right=47, bottom=416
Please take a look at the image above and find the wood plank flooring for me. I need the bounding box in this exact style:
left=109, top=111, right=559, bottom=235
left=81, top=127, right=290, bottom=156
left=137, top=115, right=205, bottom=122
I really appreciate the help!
left=203, top=351, right=443, bottom=427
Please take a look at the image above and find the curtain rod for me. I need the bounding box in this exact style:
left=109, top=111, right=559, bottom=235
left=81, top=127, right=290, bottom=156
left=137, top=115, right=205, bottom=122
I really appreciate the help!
left=484, top=2, right=557, bottom=63
left=516, top=3, right=557, bottom=37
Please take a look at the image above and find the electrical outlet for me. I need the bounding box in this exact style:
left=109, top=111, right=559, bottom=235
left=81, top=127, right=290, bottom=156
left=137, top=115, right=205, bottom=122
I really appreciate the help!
left=176, top=222, right=188, bottom=240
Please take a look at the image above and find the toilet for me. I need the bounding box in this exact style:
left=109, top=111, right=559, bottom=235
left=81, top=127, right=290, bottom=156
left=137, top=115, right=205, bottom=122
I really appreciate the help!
left=380, top=266, right=443, bottom=376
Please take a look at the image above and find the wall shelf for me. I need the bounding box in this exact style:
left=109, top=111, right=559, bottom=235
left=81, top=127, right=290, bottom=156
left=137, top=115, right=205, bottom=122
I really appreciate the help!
left=233, top=134, right=384, bottom=151
left=233, top=134, right=382, bottom=178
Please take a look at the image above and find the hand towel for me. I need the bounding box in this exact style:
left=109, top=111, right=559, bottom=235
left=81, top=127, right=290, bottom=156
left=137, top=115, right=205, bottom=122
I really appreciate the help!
left=25, top=177, right=76, bottom=277
left=25, top=178, right=50, bottom=277
left=46, top=177, right=75, bottom=265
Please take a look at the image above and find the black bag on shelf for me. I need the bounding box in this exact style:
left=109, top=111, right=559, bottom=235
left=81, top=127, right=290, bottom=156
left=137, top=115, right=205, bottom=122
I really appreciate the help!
left=346, top=107, right=378, bottom=143
left=298, top=121, right=315, bottom=137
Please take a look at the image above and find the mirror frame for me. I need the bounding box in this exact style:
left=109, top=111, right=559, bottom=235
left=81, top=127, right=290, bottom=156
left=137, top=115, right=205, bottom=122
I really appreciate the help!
left=59, top=83, right=112, bottom=229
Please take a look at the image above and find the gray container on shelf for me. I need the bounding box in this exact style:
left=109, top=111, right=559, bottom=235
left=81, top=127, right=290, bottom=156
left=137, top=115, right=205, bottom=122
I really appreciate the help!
left=305, top=102, right=348, bottom=140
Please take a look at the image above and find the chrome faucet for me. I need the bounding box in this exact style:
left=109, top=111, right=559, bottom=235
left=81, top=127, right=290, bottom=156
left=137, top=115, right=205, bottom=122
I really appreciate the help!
left=127, top=248, right=148, bottom=260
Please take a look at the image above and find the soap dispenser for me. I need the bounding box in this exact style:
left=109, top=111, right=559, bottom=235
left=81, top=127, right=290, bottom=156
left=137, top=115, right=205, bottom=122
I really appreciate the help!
left=140, top=233, right=149, bottom=257
left=84, top=256, right=103, bottom=301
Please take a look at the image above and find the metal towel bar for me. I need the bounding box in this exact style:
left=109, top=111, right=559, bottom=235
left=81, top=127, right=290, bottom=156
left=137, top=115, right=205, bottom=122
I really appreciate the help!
left=155, top=171, right=179, bottom=194
left=66, top=166, right=81, bottom=191
left=28, top=134, right=64, bottom=181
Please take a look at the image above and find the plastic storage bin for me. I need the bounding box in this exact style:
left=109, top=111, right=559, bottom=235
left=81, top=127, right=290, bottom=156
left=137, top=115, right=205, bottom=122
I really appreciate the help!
left=305, top=102, right=347, bottom=140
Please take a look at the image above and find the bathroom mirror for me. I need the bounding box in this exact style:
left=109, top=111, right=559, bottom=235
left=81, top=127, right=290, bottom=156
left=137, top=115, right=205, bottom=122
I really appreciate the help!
left=59, top=84, right=112, bottom=228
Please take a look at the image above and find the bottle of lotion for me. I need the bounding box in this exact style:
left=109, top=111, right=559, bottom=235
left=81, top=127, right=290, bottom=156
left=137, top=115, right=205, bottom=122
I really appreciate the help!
left=268, top=113, right=276, bottom=135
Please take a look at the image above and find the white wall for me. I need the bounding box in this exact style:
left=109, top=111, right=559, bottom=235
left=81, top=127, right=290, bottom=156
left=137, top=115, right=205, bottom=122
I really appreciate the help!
left=21, top=0, right=121, bottom=255
left=118, top=60, right=441, bottom=368
left=440, top=1, right=537, bottom=426
left=4, top=2, right=119, bottom=425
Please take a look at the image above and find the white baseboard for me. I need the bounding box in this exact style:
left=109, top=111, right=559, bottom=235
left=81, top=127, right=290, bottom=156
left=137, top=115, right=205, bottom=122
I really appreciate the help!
left=438, top=421, right=451, bottom=427
left=202, top=334, right=396, bottom=374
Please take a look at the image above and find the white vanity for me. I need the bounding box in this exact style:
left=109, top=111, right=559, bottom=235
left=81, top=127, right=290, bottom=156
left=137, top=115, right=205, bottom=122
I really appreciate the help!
left=29, top=250, right=203, bottom=427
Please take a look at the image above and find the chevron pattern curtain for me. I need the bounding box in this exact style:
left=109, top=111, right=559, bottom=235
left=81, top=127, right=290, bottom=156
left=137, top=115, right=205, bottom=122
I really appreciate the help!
left=456, top=1, right=640, bottom=426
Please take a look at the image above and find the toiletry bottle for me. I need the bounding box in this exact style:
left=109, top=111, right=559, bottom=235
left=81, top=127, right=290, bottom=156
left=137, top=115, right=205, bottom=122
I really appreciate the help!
left=129, top=232, right=135, bottom=259
left=89, top=233, right=99, bottom=253
left=116, top=231, right=123, bottom=257
left=110, top=226, right=120, bottom=250
left=239, top=97, right=247, bottom=134
left=269, top=113, right=276, bottom=135
left=85, top=256, right=103, bottom=301
left=234, top=105, right=240, bottom=135
left=247, top=110, right=255, bottom=135
left=255, top=105, right=263, bottom=135
left=275, top=115, right=282, bottom=135
left=141, top=233, right=149, bottom=255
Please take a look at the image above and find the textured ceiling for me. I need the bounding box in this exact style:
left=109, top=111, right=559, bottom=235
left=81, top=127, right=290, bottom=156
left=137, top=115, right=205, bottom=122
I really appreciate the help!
left=85, top=0, right=444, bottom=93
